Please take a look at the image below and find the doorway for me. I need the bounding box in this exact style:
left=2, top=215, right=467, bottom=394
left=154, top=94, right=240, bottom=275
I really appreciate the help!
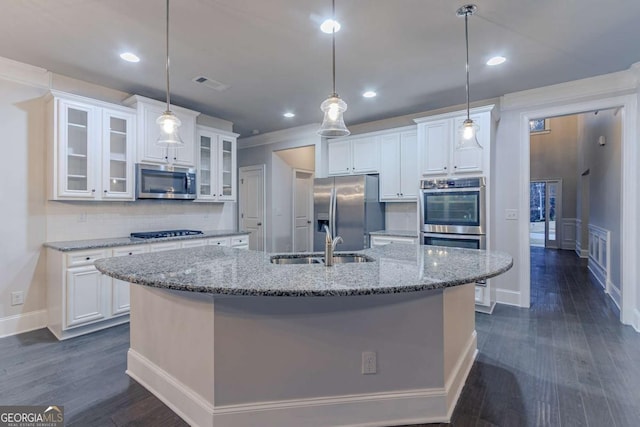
left=529, top=180, right=561, bottom=248
left=292, top=169, right=314, bottom=252
left=239, top=165, right=266, bottom=251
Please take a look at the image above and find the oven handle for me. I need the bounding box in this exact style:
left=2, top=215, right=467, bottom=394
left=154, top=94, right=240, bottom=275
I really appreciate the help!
left=421, top=187, right=484, bottom=194
left=422, top=232, right=483, bottom=240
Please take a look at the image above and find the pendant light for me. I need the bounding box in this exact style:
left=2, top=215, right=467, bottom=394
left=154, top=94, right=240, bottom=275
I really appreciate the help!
left=317, top=0, right=350, bottom=137
left=156, top=0, right=183, bottom=147
left=456, top=4, right=481, bottom=150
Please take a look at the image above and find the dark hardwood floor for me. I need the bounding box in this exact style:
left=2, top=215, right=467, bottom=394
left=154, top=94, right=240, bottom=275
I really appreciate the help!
left=2, top=247, right=639, bottom=426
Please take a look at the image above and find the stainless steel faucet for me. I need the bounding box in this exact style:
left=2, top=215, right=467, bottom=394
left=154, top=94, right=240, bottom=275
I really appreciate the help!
left=323, top=224, right=343, bottom=266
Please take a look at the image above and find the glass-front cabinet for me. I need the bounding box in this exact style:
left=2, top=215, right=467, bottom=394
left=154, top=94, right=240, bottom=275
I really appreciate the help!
left=46, top=91, right=136, bottom=201
left=196, top=126, right=238, bottom=202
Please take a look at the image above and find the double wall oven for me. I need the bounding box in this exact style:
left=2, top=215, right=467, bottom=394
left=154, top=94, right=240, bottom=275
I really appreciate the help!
left=419, top=177, right=486, bottom=249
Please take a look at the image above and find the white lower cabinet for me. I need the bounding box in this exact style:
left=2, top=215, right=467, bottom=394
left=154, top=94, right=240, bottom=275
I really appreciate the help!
left=110, top=245, right=148, bottom=316
left=65, top=265, right=109, bottom=327
left=46, top=234, right=250, bottom=340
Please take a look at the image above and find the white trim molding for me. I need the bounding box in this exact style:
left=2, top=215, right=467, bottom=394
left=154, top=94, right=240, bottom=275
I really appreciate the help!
left=561, top=218, right=577, bottom=251
left=127, top=333, right=478, bottom=427
left=0, top=309, right=47, bottom=338
left=0, top=55, right=50, bottom=88
left=633, top=309, right=640, bottom=333
left=575, top=219, right=589, bottom=258
left=495, top=289, right=521, bottom=307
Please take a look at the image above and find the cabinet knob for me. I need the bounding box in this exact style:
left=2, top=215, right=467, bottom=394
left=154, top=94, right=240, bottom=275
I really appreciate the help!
left=454, top=165, right=457, bottom=169
left=91, top=189, right=96, bottom=193
left=257, top=222, right=262, bottom=226
left=85, top=257, right=90, bottom=260
left=444, top=166, right=447, bottom=170
left=173, top=157, right=177, bottom=161
left=307, top=220, right=312, bottom=224
left=400, top=193, right=403, bottom=196
left=164, top=156, right=168, bottom=160
left=104, top=190, right=107, bottom=193
left=128, top=252, right=133, bottom=256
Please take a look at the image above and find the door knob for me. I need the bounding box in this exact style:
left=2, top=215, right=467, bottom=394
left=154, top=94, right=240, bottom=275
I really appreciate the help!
left=257, top=222, right=262, bottom=226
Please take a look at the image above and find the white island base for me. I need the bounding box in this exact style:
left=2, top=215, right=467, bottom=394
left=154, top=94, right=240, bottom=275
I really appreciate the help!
left=126, top=283, right=477, bottom=427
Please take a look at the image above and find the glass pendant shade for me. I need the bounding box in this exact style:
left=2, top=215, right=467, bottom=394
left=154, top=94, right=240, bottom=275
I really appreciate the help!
left=156, top=0, right=182, bottom=148
left=457, top=118, right=481, bottom=150
left=318, top=95, right=350, bottom=137
left=156, top=111, right=184, bottom=147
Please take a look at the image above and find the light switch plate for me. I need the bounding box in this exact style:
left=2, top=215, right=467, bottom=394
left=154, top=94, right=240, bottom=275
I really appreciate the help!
left=505, top=209, right=518, bottom=220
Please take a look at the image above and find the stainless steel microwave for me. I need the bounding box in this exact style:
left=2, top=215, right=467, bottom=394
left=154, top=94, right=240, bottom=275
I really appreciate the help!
left=136, top=164, right=196, bottom=200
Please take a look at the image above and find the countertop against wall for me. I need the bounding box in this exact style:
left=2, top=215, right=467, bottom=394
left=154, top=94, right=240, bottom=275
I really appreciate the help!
left=44, top=230, right=249, bottom=252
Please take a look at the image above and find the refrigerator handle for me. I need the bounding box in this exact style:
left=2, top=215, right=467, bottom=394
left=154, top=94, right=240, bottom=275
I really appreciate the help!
left=330, top=188, right=337, bottom=239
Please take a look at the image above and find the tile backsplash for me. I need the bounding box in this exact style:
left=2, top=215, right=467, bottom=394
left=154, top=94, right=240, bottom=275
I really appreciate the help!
left=45, top=200, right=236, bottom=242
left=385, top=202, right=418, bottom=232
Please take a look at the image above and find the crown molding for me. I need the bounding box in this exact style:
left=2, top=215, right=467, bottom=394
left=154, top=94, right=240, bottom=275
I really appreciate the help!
left=238, top=123, right=321, bottom=149
left=0, top=56, right=50, bottom=88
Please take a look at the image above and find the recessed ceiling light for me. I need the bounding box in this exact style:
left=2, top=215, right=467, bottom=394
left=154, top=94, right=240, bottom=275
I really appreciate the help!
left=119, top=52, right=140, bottom=63
left=362, top=91, right=377, bottom=98
left=486, top=56, right=506, bottom=66
left=320, top=19, right=341, bottom=34
left=283, top=112, right=295, bottom=118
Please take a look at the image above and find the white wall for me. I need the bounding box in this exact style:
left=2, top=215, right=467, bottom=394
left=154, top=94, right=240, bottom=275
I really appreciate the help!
left=578, top=109, right=622, bottom=290
left=0, top=58, right=235, bottom=332
left=385, top=203, right=418, bottom=232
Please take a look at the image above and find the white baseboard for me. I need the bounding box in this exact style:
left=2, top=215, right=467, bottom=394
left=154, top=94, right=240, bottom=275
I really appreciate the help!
left=575, top=242, right=589, bottom=258
left=633, top=309, right=640, bottom=333
left=588, top=260, right=606, bottom=289
left=0, top=309, right=47, bottom=338
left=127, top=332, right=478, bottom=427
left=606, top=280, right=621, bottom=310
left=495, top=289, right=521, bottom=307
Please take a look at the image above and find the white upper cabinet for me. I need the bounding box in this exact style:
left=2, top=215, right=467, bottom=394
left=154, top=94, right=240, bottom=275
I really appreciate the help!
left=46, top=91, right=136, bottom=201
left=196, top=126, right=238, bottom=202
left=327, top=136, right=379, bottom=175
left=379, top=130, right=418, bottom=201
left=124, top=95, right=199, bottom=167
left=415, top=105, right=494, bottom=178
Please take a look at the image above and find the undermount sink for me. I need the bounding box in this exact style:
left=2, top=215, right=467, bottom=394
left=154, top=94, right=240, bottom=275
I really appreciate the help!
left=270, top=253, right=374, bottom=265
left=270, top=255, right=323, bottom=265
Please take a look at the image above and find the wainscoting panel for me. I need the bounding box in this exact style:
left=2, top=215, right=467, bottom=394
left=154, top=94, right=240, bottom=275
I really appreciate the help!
left=561, top=218, right=576, bottom=250
left=587, top=224, right=620, bottom=308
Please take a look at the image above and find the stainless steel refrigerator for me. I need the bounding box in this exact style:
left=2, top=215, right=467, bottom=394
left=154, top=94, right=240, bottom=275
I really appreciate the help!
left=313, top=175, right=385, bottom=251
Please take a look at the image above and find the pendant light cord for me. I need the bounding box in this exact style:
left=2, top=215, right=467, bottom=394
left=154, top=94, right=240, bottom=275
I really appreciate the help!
left=332, top=0, right=337, bottom=97
left=165, top=0, right=171, bottom=112
left=464, top=11, right=470, bottom=121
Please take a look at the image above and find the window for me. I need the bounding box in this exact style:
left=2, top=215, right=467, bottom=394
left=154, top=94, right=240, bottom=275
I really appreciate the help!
left=529, top=119, right=550, bottom=133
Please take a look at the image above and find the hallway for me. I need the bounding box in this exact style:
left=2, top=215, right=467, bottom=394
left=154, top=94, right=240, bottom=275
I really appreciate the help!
left=445, top=248, right=640, bottom=426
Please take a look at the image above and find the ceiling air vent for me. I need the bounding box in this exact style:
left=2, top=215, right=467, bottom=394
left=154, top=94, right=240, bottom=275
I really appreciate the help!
left=192, top=76, right=230, bottom=92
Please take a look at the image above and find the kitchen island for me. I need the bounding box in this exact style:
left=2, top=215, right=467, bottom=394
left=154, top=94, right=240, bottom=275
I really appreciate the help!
left=96, top=244, right=512, bottom=427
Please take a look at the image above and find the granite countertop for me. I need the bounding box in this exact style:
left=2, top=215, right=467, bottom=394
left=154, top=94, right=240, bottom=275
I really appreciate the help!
left=44, top=230, right=249, bottom=252
left=370, top=230, right=420, bottom=238
left=95, top=244, right=513, bottom=297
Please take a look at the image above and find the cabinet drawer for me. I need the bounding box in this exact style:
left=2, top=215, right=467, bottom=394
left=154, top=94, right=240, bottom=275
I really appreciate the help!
left=181, top=239, right=208, bottom=248
left=208, top=237, right=230, bottom=247
left=112, top=245, right=148, bottom=257
left=231, top=235, right=248, bottom=247
left=149, top=242, right=181, bottom=252
left=67, top=249, right=109, bottom=267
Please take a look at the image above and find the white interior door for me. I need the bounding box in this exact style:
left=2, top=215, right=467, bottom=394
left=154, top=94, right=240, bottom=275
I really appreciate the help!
left=293, top=170, right=313, bottom=252
left=239, top=165, right=265, bottom=251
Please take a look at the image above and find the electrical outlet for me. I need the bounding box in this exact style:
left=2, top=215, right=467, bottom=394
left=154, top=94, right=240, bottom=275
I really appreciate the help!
left=78, top=212, right=87, bottom=223
left=505, top=209, right=518, bottom=220
left=362, top=351, right=377, bottom=374
left=11, top=291, right=24, bottom=306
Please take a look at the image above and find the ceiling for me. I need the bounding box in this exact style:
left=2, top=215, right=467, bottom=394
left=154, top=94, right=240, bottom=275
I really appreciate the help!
left=1, top=1, right=639, bottom=138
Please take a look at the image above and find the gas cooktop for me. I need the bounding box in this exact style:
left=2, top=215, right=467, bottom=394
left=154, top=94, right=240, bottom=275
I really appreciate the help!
left=130, top=230, right=204, bottom=239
